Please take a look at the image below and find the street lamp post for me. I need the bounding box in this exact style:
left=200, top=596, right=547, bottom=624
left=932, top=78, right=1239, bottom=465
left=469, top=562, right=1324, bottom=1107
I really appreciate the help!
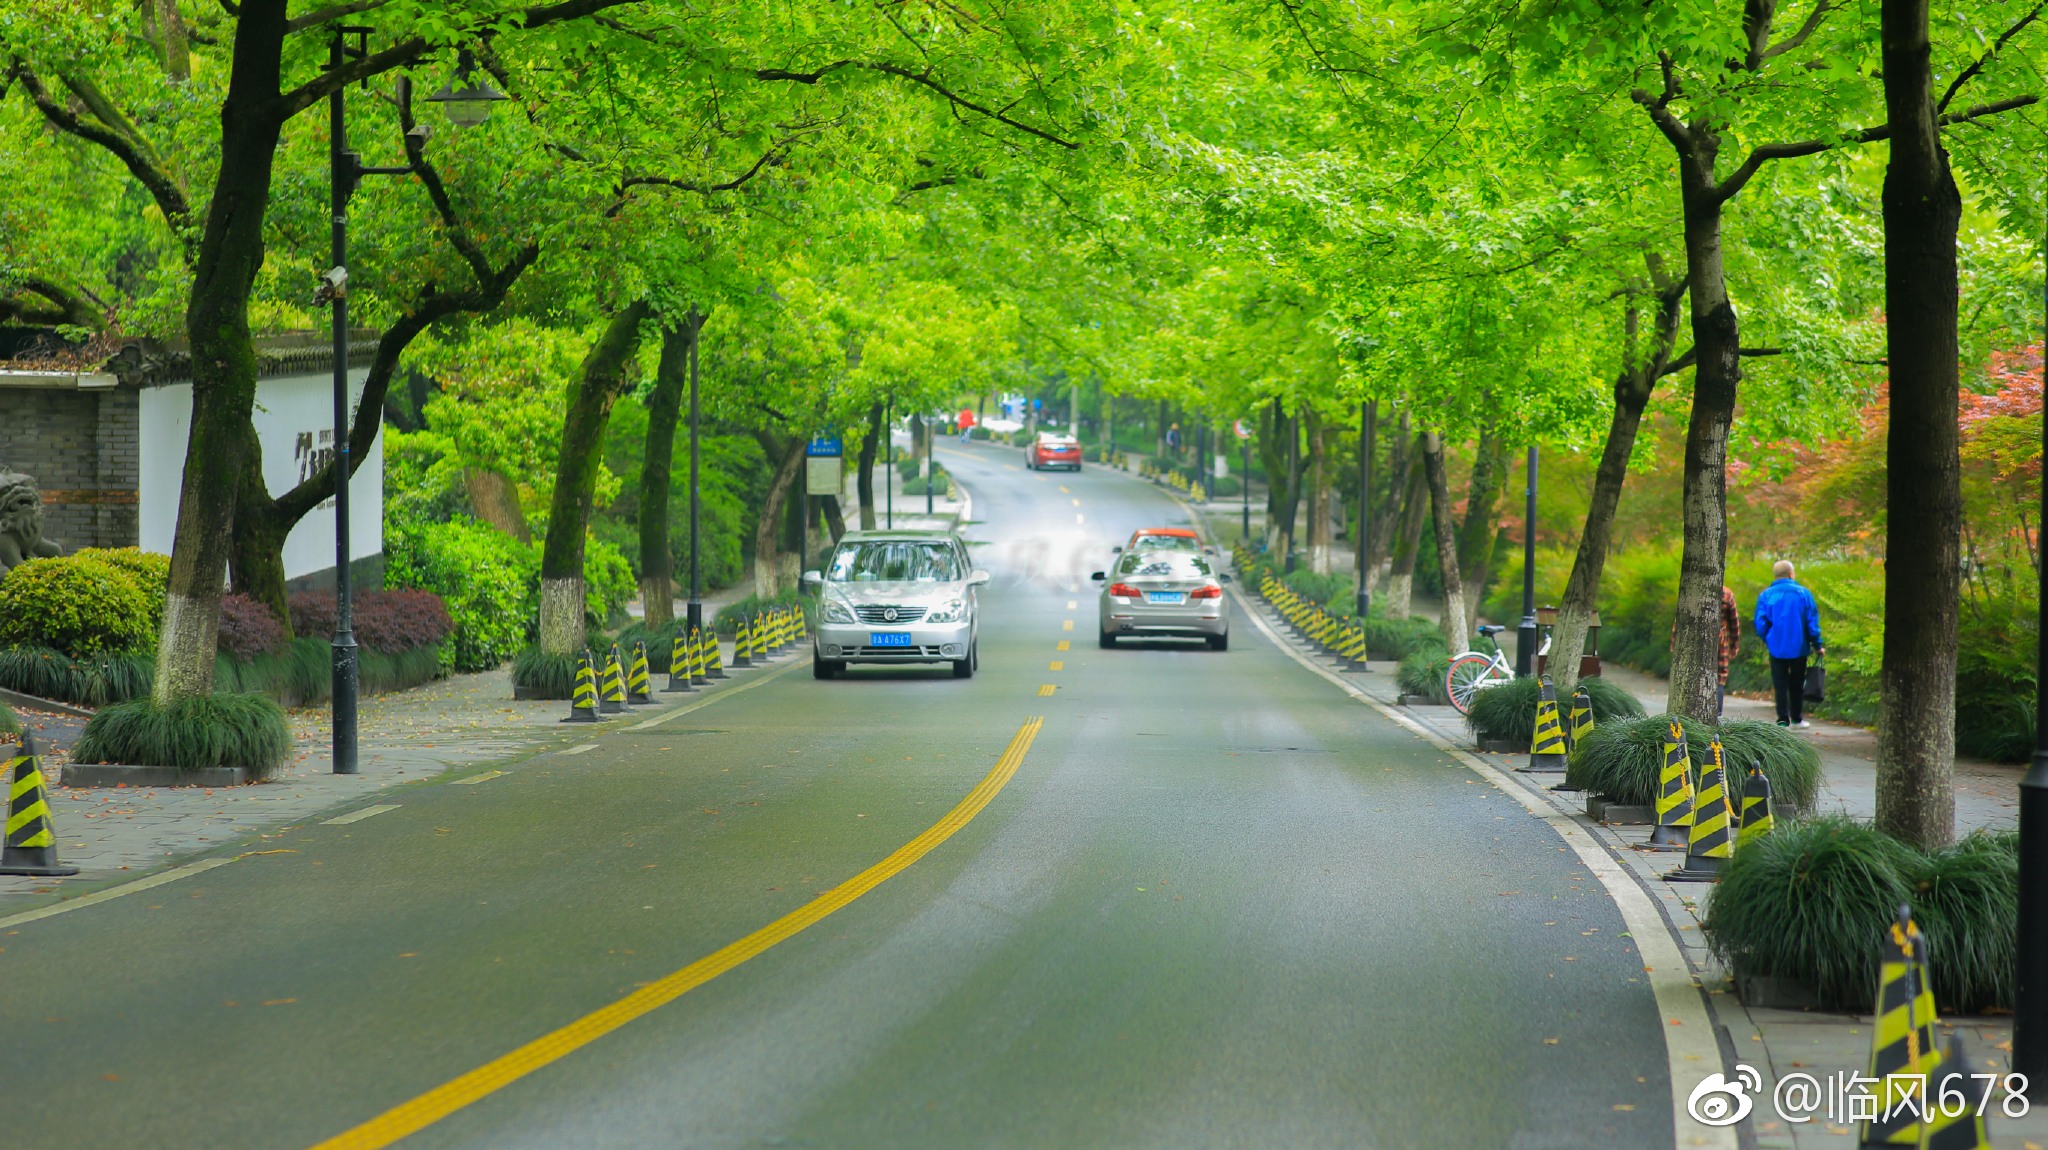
left=924, top=414, right=934, bottom=516
left=324, top=31, right=501, bottom=775
left=686, top=310, right=702, bottom=633
left=1241, top=435, right=1251, bottom=543
left=2016, top=217, right=2048, bottom=1093
left=1514, top=445, right=1539, bottom=678
left=1356, top=400, right=1374, bottom=624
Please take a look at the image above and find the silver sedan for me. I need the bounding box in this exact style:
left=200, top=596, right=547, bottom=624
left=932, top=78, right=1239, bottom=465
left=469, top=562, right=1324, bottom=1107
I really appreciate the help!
left=1091, top=550, right=1231, bottom=650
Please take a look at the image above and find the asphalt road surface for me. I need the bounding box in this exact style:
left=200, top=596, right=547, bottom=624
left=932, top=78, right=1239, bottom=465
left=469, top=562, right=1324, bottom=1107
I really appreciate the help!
left=0, top=440, right=1672, bottom=1150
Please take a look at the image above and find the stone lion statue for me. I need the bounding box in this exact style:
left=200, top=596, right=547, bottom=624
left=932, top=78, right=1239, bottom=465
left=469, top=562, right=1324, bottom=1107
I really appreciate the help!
left=0, top=473, right=63, bottom=575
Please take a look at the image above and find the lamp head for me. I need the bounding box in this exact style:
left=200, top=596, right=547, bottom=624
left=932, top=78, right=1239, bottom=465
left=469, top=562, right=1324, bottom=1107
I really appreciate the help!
left=427, top=47, right=506, bottom=128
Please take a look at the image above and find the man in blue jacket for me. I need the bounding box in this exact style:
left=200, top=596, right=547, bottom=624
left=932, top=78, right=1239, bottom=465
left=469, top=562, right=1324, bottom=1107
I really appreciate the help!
left=1753, top=560, right=1824, bottom=728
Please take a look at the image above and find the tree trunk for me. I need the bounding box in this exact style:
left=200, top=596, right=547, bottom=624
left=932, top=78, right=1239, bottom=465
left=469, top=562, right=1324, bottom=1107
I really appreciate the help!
left=856, top=401, right=882, bottom=530
left=1875, top=0, right=1960, bottom=849
left=1550, top=262, right=1686, bottom=699
left=157, top=0, right=191, bottom=81
left=153, top=2, right=290, bottom=704
left=1156, top=398, right=1169, bottom=460
left=752, top=437, right=805, bottom=599
left=1667, top=134, right=1742, bottom=723
left=464, top=469, right=529, bottom=541
left=1383, top=436, right=1430, bottom=618
left=821, top=494, right=847, bottom=544
left=538, top=300, right=651, bottom=655
left=1257, top=399, right=1293, bottom=556
left=1305, top=407, right=1332, bottom=575
left=227, top=443, right=293, bottom=641
left=1366, top=411, right=1410, bottom=585
left=1457, top=426, right=1509, bottom=631
left=1422, top=431, right=1468, bottom=653
left=638, top=320, right=694, bottom=632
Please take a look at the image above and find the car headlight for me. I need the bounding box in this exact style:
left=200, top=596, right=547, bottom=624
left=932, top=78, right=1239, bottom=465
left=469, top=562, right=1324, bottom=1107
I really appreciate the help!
left=822, top=597, right=856, bottom=624
left=925, top=597, right=968, bottom=624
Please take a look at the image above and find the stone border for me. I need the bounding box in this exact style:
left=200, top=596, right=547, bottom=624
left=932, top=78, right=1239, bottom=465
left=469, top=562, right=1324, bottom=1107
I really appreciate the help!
left=0, top=685, right=94, bottom=719
left=61, top=764, right=253, bottom=788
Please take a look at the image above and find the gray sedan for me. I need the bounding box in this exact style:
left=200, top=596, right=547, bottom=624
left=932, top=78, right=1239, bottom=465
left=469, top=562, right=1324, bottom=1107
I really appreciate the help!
left=1091, top=550, right=1231, bottom=649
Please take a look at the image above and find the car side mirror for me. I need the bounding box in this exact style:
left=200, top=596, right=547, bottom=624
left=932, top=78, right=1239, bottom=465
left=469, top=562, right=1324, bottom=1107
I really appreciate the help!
left=1112, top=546, right=1123, bottom=554
left=801, top=570, right=822, bottom=589
left=1090, top=571, right=1106, bottom=581
left=967, top=570, right=991, bottom=587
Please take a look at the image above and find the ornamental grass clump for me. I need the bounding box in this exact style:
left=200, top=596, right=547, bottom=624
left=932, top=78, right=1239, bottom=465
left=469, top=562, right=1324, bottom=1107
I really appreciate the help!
left=0, top=698, right=17, bottom=738
left=511, top=646, right=581, bottom=699
left=0, top=646, right=155, bottom=707
left=73, top=693, right=292, bottom=776
left=1364, top=614, right=1444, bottom=661
left=1704, top=821, right=2019, bottom=1013
left=1464, top=675, right=1645, bottom=744
left=1704, top=816, right=1919, bottom=1011
left=1396, top=650, right=1452, bottom=703
left=1565, top=715, right=1820, bottom=808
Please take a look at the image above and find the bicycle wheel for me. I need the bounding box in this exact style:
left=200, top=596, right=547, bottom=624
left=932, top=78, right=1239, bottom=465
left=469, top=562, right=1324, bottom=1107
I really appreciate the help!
left=1444, top=654, right=1499, bottom=715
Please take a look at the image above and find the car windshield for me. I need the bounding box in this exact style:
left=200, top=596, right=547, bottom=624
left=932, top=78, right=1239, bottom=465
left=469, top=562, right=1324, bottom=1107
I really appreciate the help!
left=826, top=541, right=962, bottom=583
left=1128, top=533, right=1198, bottom=552
left=1118, top=551, right=1211, bottom=578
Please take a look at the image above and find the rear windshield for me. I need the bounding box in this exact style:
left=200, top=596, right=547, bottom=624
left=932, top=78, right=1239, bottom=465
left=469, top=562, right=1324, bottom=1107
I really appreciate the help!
left=1127, top=533, right=1197, bottom=552
left=1118, top=551, right=1212, bottom=578
left=826, top=541, right=963, bottom=583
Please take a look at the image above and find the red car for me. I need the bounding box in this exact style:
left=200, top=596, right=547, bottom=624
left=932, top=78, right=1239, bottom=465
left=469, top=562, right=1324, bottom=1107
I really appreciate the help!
left=1026, top=433, right=1082, bottom=471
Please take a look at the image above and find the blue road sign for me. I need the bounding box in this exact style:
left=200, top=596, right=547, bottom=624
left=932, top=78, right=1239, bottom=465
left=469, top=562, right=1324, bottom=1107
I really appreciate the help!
left=806, top=434, right=843, bottom=457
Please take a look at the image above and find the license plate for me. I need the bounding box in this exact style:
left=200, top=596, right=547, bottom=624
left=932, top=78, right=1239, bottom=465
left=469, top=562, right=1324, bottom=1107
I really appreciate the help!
left=1146, top=592, right=1186, bottom=605
left=869, top=632, right=914, bottom=647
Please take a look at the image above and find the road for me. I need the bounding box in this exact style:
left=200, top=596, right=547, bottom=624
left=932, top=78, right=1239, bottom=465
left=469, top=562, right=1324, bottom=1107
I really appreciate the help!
left=0, top=440, right=1673, bottom=1149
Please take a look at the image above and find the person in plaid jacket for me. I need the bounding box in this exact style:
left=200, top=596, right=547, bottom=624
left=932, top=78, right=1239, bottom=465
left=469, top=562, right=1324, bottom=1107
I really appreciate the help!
left=1672, top=587, right=1743, bottom=715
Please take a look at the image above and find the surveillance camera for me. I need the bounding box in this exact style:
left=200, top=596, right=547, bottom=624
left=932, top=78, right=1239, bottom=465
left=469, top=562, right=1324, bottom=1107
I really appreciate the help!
left=322, top=266, right=348, bottom=290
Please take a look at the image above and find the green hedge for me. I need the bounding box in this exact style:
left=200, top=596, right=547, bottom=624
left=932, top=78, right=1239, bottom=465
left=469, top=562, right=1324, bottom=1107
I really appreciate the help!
left=387, top=517, right=539, bottom=672
left=1704, top=818, right=2017, bottom=1013
left=0, top=639, right=443, bottom=710
left=73, top=693, right=293, bottom=776
left=1564, top=713, right=1822, bottom=808
left=1464, top=675, right=1645, bottom=744
left=0, top=555, right=160, bottom=656
left=712, top=591, right=804, bottom=636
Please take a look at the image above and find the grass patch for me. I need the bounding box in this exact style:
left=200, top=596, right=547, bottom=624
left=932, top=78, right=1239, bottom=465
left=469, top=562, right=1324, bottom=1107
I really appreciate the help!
left=1464, top=675, right=1645, bottom=744
left=0, top=698, right=17, bottom=738
left=1565, top=714, right=1822, bottom=808
left=1364, top=614, right=1445, bottom=661
left=0, top=646, right=155, bottom=707
left=73, top=693, right=293, bottom=776
left=512, top=646, right=581, bottom=699
left=1704, top=820, right=2018, bottom=1013
left=1396, top=650, right=1452, bottom=703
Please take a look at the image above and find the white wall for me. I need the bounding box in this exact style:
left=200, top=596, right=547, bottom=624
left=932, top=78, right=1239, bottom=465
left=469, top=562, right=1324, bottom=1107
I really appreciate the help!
left=138, top=369, right=383, bottom=582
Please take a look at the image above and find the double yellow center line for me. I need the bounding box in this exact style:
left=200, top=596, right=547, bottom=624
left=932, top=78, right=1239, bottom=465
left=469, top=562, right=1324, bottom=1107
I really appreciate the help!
left=312, top=717, right=1046, bottom=1150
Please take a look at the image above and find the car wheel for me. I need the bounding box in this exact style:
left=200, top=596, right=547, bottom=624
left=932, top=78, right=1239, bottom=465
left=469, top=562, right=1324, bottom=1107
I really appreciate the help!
left=1099, top=630, right=1117, bottom=648
left=1207, top=631, right=1229, bottom=651
left=952, top=652, right=974, bottom=678
left=970, top=641, right=979, bottom=672
left=813, top=657, right=841, bottom=679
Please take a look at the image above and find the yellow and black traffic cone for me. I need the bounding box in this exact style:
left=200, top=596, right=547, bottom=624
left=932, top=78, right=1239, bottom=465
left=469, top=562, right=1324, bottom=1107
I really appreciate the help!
left=561, top=651, right=600, bottom=722
left=627, top=641, right=655, bottom=704
left=599, top=645, right=629, bottom=713
left=1647, top=720, right=1695, bottom=851
left=1735, top=762, right=1774, bottom=851
left=688, top=627, right=710, bottom=685
left=1567, top=686, right=1594, bottom=752
left=1915, top=1036, right=1991, bottom=1149
left=1521, top=676, right=1570, bottom=773
left=705, top=627, right=728, bottom=678
left=1666, top=738, right=1733, bottom=880
left=1864, top=905, right=1943, bottom=1146
left=730, top=618, right=753, bottom=668
left=664, top=631, right=695, bottom=693
left=0, top=733, right=78, bottom=877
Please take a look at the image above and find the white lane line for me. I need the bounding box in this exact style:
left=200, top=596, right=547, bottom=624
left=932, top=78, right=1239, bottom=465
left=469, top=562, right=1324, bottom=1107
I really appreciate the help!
left=1066, top=600, right=1078, bottom=609
left=0, top=858, right=235, bottom=931
left=323, top=804, right=401, bottom=825
left=1230, top=591, right=1734, bottom=1150
left=451, top=770, right=506, bottom=786
left=630, top=652, right=813, bottom=730
left=561, top=744, right=599, bottom=756
left=1075, top=513, right=1084, bottom=524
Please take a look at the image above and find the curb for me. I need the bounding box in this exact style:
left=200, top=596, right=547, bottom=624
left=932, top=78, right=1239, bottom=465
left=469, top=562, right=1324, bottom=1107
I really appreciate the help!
left=62, top=764, right=252, bottom=788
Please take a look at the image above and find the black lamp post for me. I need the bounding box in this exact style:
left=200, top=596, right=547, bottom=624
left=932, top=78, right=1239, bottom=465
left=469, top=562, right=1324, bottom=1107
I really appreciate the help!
left=2016, top=218, right=2048, bottom=1092
left=1356, top=399, right=1374, bottom=623
left=325, top=31, right=502, bottom=774
left=686, top=309, right=703, bottom=633
left=1241, top=433, right=1251, bottom=542
left=1514, top=445, right=1539, bottom=678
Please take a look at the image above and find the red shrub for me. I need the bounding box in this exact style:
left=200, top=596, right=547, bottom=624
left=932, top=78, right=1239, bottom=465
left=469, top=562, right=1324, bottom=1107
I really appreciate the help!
left=217, top=594, right=289, bottom=661
left=289, top=589, right=453, bottom=654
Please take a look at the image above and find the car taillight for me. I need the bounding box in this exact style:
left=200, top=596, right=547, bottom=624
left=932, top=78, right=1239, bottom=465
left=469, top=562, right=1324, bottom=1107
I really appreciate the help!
left=1188, top=584, right=1222, bottom=599
left=1109, top=583, right=1143, bottom=598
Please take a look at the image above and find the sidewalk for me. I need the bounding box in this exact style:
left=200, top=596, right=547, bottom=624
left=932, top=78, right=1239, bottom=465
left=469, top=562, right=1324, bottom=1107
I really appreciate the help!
left=1236, top=592, right=2044, bottom=1149
left=0, top=654, right=808, bottom=915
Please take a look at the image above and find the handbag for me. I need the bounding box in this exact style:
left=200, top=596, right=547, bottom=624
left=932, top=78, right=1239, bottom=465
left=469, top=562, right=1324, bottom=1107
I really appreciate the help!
left=1802, top=654, right=1826, bottom=703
